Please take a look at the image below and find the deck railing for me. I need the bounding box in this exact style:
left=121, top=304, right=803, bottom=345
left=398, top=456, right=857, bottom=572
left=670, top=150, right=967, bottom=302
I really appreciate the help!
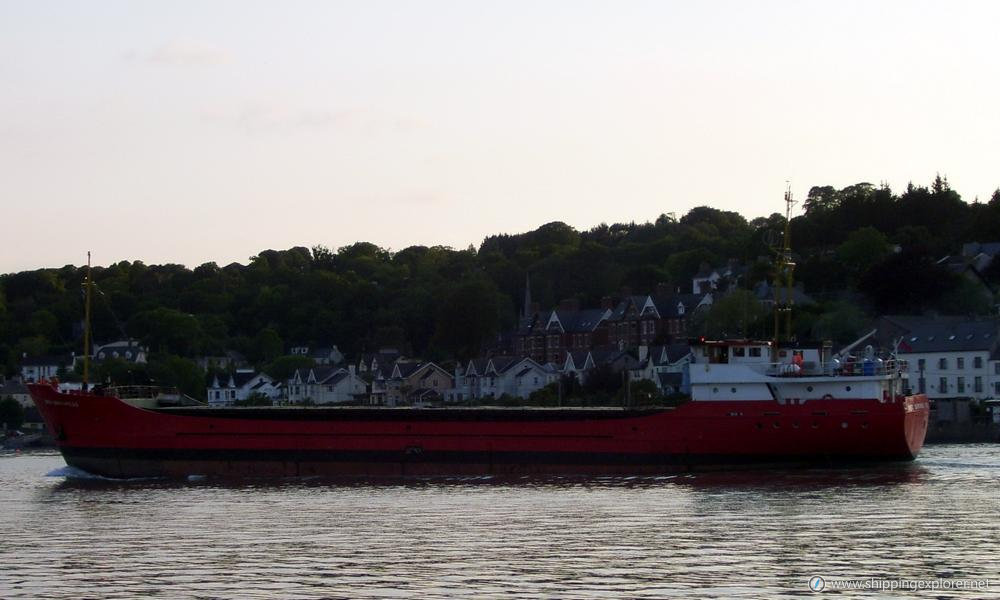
left=106, top=385, right=205, bottom=406
left=750, top=359, right=909, bottom=378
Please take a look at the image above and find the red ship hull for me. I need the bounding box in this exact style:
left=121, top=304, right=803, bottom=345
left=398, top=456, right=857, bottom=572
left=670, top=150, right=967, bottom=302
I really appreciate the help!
left=28, top=383, right=928, bottom=478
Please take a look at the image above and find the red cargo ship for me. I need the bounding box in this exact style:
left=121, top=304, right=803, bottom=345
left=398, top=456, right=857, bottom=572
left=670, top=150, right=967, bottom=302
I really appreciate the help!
left=27, top=338, right=928, bottom=478
left=27, top=193, right=928, bottom=478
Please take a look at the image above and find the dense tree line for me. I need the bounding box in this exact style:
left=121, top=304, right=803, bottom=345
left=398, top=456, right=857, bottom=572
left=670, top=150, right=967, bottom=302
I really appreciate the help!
left=1, top=175, right=997, bottom=395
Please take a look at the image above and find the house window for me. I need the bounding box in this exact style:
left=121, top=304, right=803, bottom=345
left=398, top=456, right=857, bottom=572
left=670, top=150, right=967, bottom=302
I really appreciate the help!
left=996, top=382, right=1000, bottom=395
left=749, top=347, right=761, bottom=357
left=939, top=377, right=947, bottom=393
left=939, top=358, right=947, bottom=370
left=974, top=356, right=983, bottom=369
left=957, top=377, right=965, bottom=393
left=957, top=358, right=965, bottom=369
left=214, top=391, right=220, bottom=400
left=733, top=347, right=746, bottom=357
left=974, top=376, right=982, bottom=393
left=917, top=359, right=925, bottom=371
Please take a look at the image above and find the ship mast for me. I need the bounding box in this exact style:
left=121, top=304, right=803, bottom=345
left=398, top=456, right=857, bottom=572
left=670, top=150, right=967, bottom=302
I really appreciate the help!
left=83, top=252, right=92, bottom=391
left=772, top=187, right=797, bottom=360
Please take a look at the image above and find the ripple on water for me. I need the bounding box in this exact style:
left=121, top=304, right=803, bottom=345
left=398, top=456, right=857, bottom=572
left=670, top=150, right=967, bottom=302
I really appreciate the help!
left=1, top=445, right=999, bottom=598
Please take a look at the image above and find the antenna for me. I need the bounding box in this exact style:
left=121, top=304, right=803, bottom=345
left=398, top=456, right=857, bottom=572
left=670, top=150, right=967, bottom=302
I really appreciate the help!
left=771, top=186, right=797, bottom=359
left=83, top=252, right=92, bottom=391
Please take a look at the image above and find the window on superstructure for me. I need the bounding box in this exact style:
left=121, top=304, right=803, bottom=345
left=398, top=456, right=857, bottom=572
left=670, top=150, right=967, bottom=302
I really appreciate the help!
left=974, top=376, right=982, bottom=393
left=939, top=377, right=947, bottom=393
left=974, top=356, right=983, bottom=369
left=918, top=359, right=925, bottom=371
left=957, top=377, right=965, bottom=393
left=939, top=358, right=947, bottom=369
left=957, top=357, right=965, bottom=369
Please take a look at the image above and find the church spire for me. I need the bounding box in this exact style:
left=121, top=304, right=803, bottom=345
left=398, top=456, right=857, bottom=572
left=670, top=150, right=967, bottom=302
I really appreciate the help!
left=523, top=272, right=532, bottom=318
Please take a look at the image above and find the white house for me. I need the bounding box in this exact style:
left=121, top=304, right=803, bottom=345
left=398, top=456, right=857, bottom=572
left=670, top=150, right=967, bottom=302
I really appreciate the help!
left=882, top=316, right=1000, bottom=401
left=207, top=370, right=279, bottom=406
left=288, top=366, right=366, bottom=405
left=0, top=379, right=31, bottom=408
left=93, top=340, right=147, bottom=364
left=628, top=344, right=693, bottom=395
left=20, top=354, right=75, bottom=383
left=452, top=356, right=557, bottom=402
left=290, top=345, right=344, bottom=365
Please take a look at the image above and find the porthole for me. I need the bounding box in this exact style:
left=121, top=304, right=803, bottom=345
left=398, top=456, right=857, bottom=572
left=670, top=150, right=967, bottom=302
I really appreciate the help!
left=731, top=387, right=737, bottom=394
left=792, top=422, right=800, bottom=429
left=862, top=422, right=870, bottom=429
left=811, top=422, right=819, bottom=429
left=841, top=422, right=848, bottom=429
left=845, top=386, right=852, bottom=392
left=806, top=385, right=814, bottom=392
left=755, top=422, right=763, bottom=430
left=713, top=387, right=719, bottom=393
left=772, top=422, right=780, bottom=429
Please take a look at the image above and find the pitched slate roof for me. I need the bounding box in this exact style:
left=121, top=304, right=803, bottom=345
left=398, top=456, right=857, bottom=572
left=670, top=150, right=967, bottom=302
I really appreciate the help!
left=555, top=308, right=609, bottom=333
left=660, top=343, right=692, bottom=365
left=487, top=356, right=518, bottom=373
left=885, top=316, right=1000, bottom=354
left=565, top=350, right=590, bottom=369
left=653, top=293, right=707, bottom=318
left=233, top=371, right=259, bottom=388
left=463, top=358, right=490, bottom=377
left=609, top=296, right=658, bottom=321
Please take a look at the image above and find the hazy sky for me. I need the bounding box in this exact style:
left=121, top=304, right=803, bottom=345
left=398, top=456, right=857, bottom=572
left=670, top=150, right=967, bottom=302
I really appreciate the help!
left=2, top=1, right=998, bottom=273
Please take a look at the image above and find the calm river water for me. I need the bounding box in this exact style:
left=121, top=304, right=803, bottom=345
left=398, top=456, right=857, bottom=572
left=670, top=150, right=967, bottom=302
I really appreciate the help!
left=1, top=445, right=998, bottom=599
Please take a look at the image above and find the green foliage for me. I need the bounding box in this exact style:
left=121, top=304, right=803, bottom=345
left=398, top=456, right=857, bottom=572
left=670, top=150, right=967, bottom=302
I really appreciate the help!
left=264, top=355, right=315, bottom=381
left=810, top=302, right=870, bottom=345
left=1, top=174, right=997, bottom=379
left=431, top=277, right=501, bottom=360
left=693, top=290, right=768, bottom=339
left=234, top=393, right=273, bottom=407
left=129, top=307, right=205, bottom=356
left=92, top=355, right=205, bottom=399
left=253, top=328, right=284, bottom=363
left=146, top=355, right=205, bottom=399
left=858, top=250, right=960, bottom=314
left=0, top=396, right=24, bottom=430
left=526, top=382, right=560, bottom=406
left=836, top=226, right=891, bottom=283
left=619, top=378, right=660, bottom=406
